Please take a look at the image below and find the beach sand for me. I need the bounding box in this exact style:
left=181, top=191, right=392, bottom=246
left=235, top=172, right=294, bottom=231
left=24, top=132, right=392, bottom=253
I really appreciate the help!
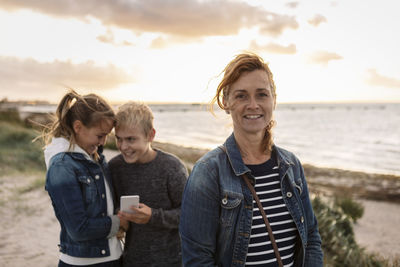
left=0, top=147, right=399, bottom=266
left=353, top=199, right=400, bottom=260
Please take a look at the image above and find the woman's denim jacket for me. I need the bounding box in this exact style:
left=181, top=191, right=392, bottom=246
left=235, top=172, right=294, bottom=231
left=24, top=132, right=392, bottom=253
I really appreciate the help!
left=45, top=151, right=119, bottom=258
left=179, top=133, right=323, bottom=266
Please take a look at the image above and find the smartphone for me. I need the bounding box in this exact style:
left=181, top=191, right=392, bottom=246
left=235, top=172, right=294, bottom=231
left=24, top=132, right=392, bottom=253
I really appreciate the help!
left=120, top=195, right=140, bottom=213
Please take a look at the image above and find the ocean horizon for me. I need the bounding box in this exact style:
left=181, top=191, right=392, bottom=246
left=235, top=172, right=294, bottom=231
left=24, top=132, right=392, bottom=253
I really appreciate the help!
left=14, top=102, right=400, bottom=176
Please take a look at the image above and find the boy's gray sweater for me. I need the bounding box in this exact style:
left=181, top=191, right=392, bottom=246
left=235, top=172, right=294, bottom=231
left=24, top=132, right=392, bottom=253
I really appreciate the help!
left=109, top=149, right=188, bottom=267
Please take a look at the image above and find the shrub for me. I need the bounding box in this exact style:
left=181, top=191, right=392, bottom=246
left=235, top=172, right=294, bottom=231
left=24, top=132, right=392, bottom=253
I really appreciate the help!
left=335, top=196, right=365, bottom=223
left=313, top=196, right=384, bottom=267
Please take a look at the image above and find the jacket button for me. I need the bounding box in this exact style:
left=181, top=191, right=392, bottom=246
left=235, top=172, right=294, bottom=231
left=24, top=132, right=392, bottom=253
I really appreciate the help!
left=102, top=194, right=105, bottom=199
left=101, top=249, right=106, bottom=255
left=87, top=178, right=91, bottom=183
left=95, top=175, right=100, bottom=180
left=286, top=192, right=293, bottom=198
left=301, top=216, right=304, bottom=223
left=221, top=198, right=228, bottom=205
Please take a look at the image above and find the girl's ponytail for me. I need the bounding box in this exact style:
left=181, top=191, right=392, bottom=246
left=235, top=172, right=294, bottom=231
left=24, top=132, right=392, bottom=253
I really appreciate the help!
left=39, top=89, right=115, bottom=147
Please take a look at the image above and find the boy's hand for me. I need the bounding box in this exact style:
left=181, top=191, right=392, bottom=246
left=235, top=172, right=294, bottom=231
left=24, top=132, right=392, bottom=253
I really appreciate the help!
left=118, top=203, right=152, bottom=224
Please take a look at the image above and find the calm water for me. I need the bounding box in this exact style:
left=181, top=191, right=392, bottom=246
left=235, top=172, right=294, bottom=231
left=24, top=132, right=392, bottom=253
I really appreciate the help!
left=150, top=103, right=400, bottom=175
left=19, top=103, right=400, bottom=175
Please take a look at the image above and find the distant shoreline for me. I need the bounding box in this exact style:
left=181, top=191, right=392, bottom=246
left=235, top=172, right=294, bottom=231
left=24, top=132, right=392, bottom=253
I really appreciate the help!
left=149, top=141, right=400, bottom=203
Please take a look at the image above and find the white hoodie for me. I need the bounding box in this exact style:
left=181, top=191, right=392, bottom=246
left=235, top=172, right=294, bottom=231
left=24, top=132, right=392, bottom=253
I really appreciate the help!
left=44, top=137, right=122, bottom=265
left=44, top=137, right=85, bottom=169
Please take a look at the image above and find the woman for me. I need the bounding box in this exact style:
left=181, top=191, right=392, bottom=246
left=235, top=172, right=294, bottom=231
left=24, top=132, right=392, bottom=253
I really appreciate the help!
left=179, top=53, right=323, bottom=267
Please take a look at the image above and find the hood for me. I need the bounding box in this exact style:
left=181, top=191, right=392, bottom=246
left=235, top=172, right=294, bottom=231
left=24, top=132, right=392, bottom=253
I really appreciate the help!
left=44, top=137, right=71, bottom=169
left=44, top=137, right=96, bottom=169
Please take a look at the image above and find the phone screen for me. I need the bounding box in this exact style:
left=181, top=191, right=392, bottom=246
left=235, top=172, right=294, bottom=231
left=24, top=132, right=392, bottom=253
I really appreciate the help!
left=120, top=195, right=139, bottom=213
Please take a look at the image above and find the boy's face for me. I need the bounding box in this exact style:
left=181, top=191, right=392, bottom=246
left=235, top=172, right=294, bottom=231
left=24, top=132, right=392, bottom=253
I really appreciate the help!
left=115, top=125, right=155, bottom=164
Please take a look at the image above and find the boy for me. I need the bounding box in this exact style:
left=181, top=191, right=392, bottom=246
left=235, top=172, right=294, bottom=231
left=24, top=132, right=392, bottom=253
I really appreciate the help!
left=109, top=102, right=188, bottom=266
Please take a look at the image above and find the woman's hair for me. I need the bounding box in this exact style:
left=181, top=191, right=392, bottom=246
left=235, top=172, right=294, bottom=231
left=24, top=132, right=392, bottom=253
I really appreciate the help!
left=211, top=52, right=277, bottom=152
left=42, top=90, right=115, bottom=145
left=115, top=102, right=154, bottom=136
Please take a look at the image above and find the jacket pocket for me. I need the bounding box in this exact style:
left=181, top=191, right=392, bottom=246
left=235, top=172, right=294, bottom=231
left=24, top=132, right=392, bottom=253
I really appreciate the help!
left=220, top=190, right=243, bottom=227
left=77, top=175, right=98, bottom=204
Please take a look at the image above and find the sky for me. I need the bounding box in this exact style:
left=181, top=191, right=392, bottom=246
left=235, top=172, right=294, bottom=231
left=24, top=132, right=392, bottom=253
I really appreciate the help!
left=0, top=0, right=399, bottom=104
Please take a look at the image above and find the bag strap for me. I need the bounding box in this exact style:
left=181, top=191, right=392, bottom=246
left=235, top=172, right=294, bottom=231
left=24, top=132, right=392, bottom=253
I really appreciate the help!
left=220, top=146, right=283, bottom=267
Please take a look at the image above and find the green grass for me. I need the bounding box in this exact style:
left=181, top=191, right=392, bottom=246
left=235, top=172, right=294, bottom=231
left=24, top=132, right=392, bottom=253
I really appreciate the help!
left=0, top=119, right=45, bottom=175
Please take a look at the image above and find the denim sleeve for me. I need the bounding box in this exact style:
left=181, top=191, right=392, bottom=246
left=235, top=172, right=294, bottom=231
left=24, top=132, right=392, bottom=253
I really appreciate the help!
left=46, top=163, right=112, bottom=242
left=149, top=160, right=188, bottom=229
left=298, top=163, right=324, bottom=267
left=179, top=161, right=220, bottom=266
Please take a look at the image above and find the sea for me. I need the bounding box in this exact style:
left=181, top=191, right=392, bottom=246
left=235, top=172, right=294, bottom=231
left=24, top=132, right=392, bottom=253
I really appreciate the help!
left=18, top=102, right=400, bottom=176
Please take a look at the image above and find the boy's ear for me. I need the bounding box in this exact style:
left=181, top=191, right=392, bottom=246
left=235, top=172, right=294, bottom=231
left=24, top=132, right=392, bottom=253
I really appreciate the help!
left=72, top=120, right=83, bottom=134
left=148, top=128, right=156, bottom=142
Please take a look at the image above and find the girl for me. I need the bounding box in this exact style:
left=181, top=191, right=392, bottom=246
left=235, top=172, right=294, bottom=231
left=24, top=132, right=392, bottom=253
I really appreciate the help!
left=42, top=90, right=128, bottom=267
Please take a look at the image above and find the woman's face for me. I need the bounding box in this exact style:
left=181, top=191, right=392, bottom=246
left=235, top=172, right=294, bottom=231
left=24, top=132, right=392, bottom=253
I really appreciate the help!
left=223, top=69, right=275, bottom=138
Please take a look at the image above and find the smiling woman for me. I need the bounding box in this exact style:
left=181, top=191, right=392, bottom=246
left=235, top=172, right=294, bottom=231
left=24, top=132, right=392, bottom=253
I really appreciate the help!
left=180, top=53, right=323, bottom=267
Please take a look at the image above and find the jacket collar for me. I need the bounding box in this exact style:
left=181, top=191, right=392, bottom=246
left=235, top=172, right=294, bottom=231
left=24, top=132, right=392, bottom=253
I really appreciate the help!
left=223, top=133, right=294, bottom=176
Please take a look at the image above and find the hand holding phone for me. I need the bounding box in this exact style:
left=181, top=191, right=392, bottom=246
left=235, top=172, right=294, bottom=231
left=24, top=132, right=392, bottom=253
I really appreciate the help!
left=120, top=195, right=140, bottom=213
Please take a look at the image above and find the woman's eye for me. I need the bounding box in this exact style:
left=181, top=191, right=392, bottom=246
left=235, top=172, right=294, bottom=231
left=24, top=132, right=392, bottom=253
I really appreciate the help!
left=235, top=94, right=245, bottom=99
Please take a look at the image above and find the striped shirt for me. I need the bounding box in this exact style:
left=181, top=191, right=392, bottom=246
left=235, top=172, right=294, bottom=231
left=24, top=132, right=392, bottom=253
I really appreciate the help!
left=245, top=153, right=298, bottom=267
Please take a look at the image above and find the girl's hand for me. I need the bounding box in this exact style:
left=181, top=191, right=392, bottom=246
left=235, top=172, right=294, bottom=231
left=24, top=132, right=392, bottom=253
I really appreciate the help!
left=118, top=203, right=152, bottom=224
left=116, top=228, right=126, bottom=240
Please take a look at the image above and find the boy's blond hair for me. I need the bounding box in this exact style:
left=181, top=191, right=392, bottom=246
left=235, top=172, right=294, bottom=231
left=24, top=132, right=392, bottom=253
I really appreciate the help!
left=115, top=102, right=154, bottom=136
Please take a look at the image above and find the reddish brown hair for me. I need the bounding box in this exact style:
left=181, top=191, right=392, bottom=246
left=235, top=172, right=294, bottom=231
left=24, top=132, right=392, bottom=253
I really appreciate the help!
left=211, top=53, right=277, bottom=152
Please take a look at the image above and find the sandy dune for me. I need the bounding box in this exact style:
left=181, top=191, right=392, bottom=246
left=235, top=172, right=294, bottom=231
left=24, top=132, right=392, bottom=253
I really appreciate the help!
left=353, top=199, right=400, bottom=260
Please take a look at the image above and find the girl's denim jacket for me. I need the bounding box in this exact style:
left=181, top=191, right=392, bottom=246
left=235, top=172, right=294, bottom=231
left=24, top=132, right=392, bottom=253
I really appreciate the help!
left=45, top=151, right=119, bottom=258
left=180, top=133, right=323, bottom=267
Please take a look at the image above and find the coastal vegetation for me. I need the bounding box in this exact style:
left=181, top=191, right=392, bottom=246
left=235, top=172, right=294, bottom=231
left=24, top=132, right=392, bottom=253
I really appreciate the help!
left=0, top=110, right=45, bottom=175
left=0, top=109, right=399, bottom=266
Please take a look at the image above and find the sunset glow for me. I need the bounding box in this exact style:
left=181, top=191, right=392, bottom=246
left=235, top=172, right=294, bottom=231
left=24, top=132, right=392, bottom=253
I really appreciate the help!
left=0, top=0, right=399, bottom=103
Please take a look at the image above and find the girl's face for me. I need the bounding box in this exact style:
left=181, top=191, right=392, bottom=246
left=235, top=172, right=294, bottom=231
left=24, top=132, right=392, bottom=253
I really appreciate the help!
left=73, top=119, right=114, bottom=155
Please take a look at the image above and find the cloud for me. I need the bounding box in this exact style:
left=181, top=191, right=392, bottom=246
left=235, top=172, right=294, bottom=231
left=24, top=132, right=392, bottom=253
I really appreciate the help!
left=308, top=50, right=342, bottom=65
left=259, top=14, right=299, bottom=36
left=150, top=36, right=169, bottom=49
left=97, top=30, right=115, bottom=44
left=308, top=14, right=327, bottom=26
left=366, top=69, right=400, bottom=88
left=0, top=0, right=299, bottom=38
left=96, top=29, right=133, bottom=46
left=286, top=2, right=299, bottom=9
left=0, top=56, right=133, bottom=100
left=250, top=41, right=297, bottom=54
